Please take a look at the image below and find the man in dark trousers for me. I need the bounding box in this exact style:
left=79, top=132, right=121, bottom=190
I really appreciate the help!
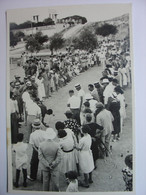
left=27, top=119, right=46, bottom=181
left=38, top=128, right=61, bottom=191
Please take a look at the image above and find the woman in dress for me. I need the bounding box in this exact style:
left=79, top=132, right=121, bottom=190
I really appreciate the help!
left=58, top=130, right=77, bottom=178
left=77, top=125, right=94, bottom=187
left=36, top=74, right=46, bottom=101
left=85, top=114, right=103, bottom=168
left=64, top=110, right=80, bottom=142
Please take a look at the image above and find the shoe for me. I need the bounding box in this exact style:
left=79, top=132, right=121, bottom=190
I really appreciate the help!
left=80, top=182, right=89, bottom=188
left=116, top=137, right=120, bottom=141
left=89, top=179, right=93, bottom=184
left=27, top=175, right=35, bottom=181
left=23, top=182, right=27, bottom=187
left=14, top=182, right=19, bottom=188
left=112, top=139, right=116, bottom=142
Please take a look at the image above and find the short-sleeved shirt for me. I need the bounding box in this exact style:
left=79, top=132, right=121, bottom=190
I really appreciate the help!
left=29, top=129, right=46, bottom=148
left=96, top=109, right=114, bottom=136
left=77, top=89, right=85, bottom=99
left=67, top=95, right=80, bottom=109
left=26, top=101, right=41, bottom=116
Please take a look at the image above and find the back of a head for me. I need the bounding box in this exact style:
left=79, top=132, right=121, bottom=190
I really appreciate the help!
left=66, top=171, right=78, bottom=180
left=86, top=113, right=92, bottom=123
left=55, top=121, right=65, bottom=130
left=82, top=125, right=90, bottom=134
left=58, top=129, right=67, bottom=138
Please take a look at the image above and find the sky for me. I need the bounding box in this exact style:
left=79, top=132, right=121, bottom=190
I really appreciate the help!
left=7, top=4, right=131, bottom=24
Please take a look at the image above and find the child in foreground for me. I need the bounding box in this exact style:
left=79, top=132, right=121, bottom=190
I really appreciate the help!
left=122, top=154, right=133, bottom=191
left=66, top=171, right=78, bottom=192
left=12, top=133, right=28, bottom=188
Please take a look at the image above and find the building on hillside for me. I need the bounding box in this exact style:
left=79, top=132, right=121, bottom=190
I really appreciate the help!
left=48, top=8, right=58, bottom=24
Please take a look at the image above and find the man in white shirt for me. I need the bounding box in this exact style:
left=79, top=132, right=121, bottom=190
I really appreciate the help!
left=27, top=119, right=46, bottom=181
left=25, top=94, right=42, bottom=142
left=85, top=93, right=98, bottom=114
left=67, top=90, right=80, bottom=125
left=103, top=78, right=118, bottom=106
left=75, top=83, right=85, bottom=111
left=95, top=103, right=114, bottom=157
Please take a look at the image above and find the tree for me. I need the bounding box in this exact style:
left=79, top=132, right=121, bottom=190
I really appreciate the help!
left=25, top=32, right=49, bottom=53
left=10, top=31, right=19, bottom=47
left=15, top=31, right=25, bottom=41
left=81, top=17, right=87, bottom=24
left=10, top=23, right=18, bottom=30
left=72, top=29, right=98, bottom=51
left=96, top=23, right=118, bottom=37
left=49, top=33, right=65, bottom=55
left=43, top=18, right=55, bottom=26
left=35, top=32, right=49, bottom=44
left=18, top=21, right=32, bottom=29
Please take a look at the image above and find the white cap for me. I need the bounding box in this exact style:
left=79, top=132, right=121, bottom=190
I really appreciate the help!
left=102, top=79, right=109, bottom=84
left=85, top=93, right=93, bottom=100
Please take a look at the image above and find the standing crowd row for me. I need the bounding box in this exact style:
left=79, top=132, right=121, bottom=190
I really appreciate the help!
left=10, top=39, right=133, bottom=192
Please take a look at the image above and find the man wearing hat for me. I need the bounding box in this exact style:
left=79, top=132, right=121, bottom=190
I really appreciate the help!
left=102, top=78, right=111, bottom=105
left=75, top=83, right=85, bottom=112
left=27, top=119, right=46, bottom=181
left=95, top=102, right=114, bottom=157
left=13, top=82, right=23, bottom=122
left=14, top=75, right=23, bottom=85
left=24, top=93, right=42, bottom=142
left=67, top=90, right=80, bottom=125
left=38, top=128, right=61, bottom=191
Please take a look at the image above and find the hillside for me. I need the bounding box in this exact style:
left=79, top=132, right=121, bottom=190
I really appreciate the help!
left=10, top=13, right=129, bottom=57
left=64, top=13, right=130, bottom=41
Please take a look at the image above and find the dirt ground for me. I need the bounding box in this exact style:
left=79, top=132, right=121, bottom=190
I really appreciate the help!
left=11, top=64, right=133, bottom=192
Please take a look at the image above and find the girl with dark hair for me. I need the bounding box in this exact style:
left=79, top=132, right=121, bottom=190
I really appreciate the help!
left=122, top=154, right=133, bottom=191
left=66, top=171, right=78, bottom=192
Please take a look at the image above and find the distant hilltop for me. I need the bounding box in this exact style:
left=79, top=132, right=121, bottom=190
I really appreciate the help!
left=63, top=13, right=130, bottom=41
left=59, top=15, right=87, bottom=24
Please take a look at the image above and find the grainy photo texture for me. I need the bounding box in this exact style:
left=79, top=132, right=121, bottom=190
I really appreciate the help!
left=7, top=4, right=134, bottom=193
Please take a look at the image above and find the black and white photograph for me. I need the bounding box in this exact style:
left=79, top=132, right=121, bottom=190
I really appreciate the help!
left=7, top=3, right=134, bottom=193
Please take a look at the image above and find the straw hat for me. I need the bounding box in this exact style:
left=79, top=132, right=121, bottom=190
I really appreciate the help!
left=32, top=119, right=41, bottom=129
